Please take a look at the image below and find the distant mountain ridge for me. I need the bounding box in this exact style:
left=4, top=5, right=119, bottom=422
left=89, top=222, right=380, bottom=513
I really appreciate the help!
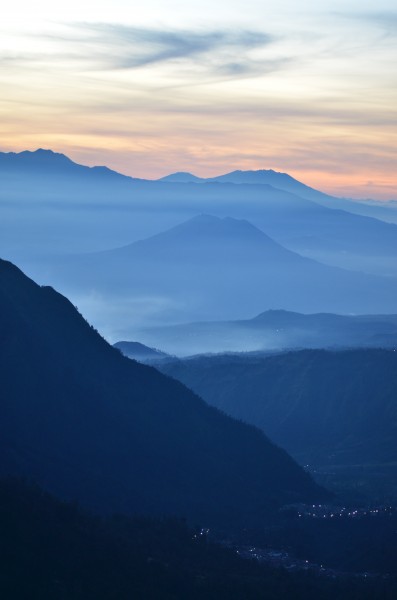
left=46, top=215, right=397, bottom=332
left=158, top=168, right=397, bottom=221
left=2, top=148, right=397, bottom=288
left=0, top=148, right=137, bottom=182
left=158, top=171, right=204, bottom=183
left=0, top=258, right=324, bottom=528
left=159, top=168, right=333, bottom=202
left=2, top=148, right=396, bottom=337
left=135, top=309, right=397, bottom=356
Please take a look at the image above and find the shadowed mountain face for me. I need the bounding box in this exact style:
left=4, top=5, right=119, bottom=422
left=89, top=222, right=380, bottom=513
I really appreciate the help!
left=158, top=349, right=397, bottom=469
left=0, top=258, right=325, bottom=528
left=1, top=150, right=397, bottom=279
left=135, top=310, right=397, bottom=356
left=114, top=341, right=169, bottom=362
left=3, top=479, right=395, bottom=600
left=44, top=215, right=397, bottom=336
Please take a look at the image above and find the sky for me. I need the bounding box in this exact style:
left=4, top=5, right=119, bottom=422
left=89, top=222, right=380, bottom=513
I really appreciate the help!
left=1, top=1, right=396, bottom=199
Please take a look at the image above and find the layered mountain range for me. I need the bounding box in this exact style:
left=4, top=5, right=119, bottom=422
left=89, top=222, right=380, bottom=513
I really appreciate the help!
left=1, top=149, right=397, bottom=275
left=33, top=214, right=397, bottom=336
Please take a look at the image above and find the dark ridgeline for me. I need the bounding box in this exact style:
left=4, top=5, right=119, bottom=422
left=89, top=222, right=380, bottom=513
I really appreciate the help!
left=0, top=258, right=325, bottom=529
left=114, top=340, right=169, bottom=362
left=158, top=349, right=397, bottom=468
left=2, top=478, right=395, bottom=600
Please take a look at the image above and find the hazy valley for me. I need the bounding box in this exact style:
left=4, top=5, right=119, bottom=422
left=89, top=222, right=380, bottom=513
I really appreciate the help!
left=1, top=149, right=397, bottom=598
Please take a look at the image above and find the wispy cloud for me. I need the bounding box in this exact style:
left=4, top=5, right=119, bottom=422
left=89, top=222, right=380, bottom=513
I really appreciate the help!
left=33, top=22, right=276, bottom=75
left=0, top=22, right=286, bottom=88
left=336, top=10, right=397, bottom=38
left=84, top=24, right=272, bottom=67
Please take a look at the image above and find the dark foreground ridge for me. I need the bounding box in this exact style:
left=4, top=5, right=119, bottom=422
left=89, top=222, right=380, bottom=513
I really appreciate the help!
left=1, top=478, right=394, bottom=600
left=0, top=258, right=325, bottom=530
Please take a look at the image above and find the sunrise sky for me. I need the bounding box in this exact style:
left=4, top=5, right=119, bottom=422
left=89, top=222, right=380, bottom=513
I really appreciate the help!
left=1, top=0, right=396, bottom=199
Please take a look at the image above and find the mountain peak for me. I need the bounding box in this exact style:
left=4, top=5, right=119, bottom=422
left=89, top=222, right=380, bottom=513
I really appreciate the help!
left=0, top=148, right=135, bottom=182
left=209, top=168, right=298, bottom=185
left=158, top=171, right=203, bottom=183
left=13, top=148, right=72, bottom=162
left=168, top=214, right=272, bottom=239
left=205, top=169, right=333, bottom=202
left=0, top=148, right=78, bottom=171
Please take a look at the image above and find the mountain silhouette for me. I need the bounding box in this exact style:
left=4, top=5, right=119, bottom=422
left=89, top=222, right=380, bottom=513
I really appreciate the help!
left=159, top=348, right=397, bottom=469
left=208, top=169, right=333, bottom=202
left=0, top=258, right=325, bottom=528
left=217, top=169, right=397, bottom=223
left=0, top=148, right=138, bottom=182
left=114, top=340, right=169, bottom=362
left=159, top=171, right=204, bottom=183
left=48, top=215, right=397, bottom=330
left=2, top=150, right=397, bottom=278
left=159, top=168, right=397, bottom=224
left=135, top=310, right=397, bottom=356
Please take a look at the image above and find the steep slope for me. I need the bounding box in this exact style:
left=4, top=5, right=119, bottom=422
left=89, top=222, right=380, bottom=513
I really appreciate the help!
left=158, top=349, right=397, bottom=468
left=135, top=310, right=397, bottom=356
left=48, top=215, right=397, bottom=331
left=0, top=259, right=324, bottom=528
left=114, top=340, right=169, bottom=362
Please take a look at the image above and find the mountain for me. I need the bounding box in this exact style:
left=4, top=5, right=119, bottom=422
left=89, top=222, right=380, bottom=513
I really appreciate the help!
left=0, top=258, right=324, bottom=528
left=159, top=168, right=397, bottom=225
left=158, top=348, right=397, bottom=471
left=2, top=151, right=397, bottom=278
left=135, top=310, right=397, bottom=356
left=207, top=169, right=333, bottom=202
left=158, top=171, right=204, bottom=183
left=114, top=340, right=169, bottom=362
left=45, top=215, right=397, bottom=336
left=0, top=148, right=136, bottom=183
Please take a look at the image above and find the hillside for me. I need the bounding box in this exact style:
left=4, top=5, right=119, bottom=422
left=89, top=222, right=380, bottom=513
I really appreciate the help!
left=158, top=349, right=397, bottom=469
left=1, top=478, right=393, bottom=600
left=114, top=340, right=169, bottom=362
left=0, top=258, right=324, bottom=529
